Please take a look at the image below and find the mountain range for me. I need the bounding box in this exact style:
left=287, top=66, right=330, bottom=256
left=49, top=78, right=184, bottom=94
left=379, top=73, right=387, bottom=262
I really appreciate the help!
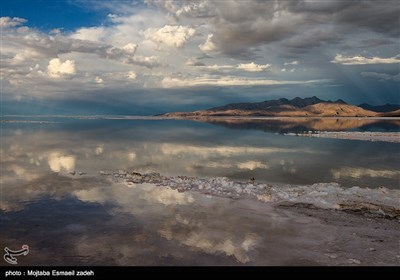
left=162, top=96, right=400, bottom=118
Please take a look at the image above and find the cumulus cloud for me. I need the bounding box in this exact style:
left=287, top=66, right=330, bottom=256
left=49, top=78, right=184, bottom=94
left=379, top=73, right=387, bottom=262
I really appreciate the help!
left=198, top=64, right=233, bottom=71
left=237, top=161, right=269, bottom=170
left=199, top=34, right=216, bottom=53
left=73, top=189, right=107, bottom=204
left=284, top=61, right=299, bottom=66
left=0, top=17, right=26, bottom=27
left=161, top=76, right=325, bottom=88
left=144, top=187, right=195, bottom=205
left=95, top=76, right=104, bottom=84
left=237, top=62, right=270, bottom=72
left=128, top=151, right=136, bottom=161
left=9, top=164, right=39, bottom=181
left=47, top=58, right=76, bottom=78
left=152, top=1, right=399, bottom=56
left=126, top=71, right=137, bottom=80
left=175, top=1, right=215, bottom=18
left=129, top=55, right=160, bottom=68
left=3, top=26, right=144, bottom=67
left=201, top=160, right=269, bottom=170
left=158, top=228, right=256, bottom=263
left=10, top=49, right=42, bottom=65
left=2, top=1, right=399, bottom=99
left=331, top=167, right=399, bottom=179
left=157, top=0, right=216, bottom=18
left=158, top=211, right=260, bottom=263
left=71, top=26, right=106, bottom=42
left=331, top=54, right=400, bottom=65
left=160, top=144, right=307, bottom=158
left=185, top=57, right=206, bottom=66
left=95, top=146, right=104, bottom=155
left=197, top=62, right=270, bottom=72
left=47, top=152, right=75, bottom=172
left=122, top=43, right=138, bottom=54
left=148, top=25, right=195, bottom=48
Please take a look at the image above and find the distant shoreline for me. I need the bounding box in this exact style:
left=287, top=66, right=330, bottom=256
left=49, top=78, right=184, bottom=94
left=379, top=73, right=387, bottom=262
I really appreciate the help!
left=2, top=114, right=400, bottom=120
left=159, top=115, right=400, bottom=121
left=287, top=131, right=400, bottom=143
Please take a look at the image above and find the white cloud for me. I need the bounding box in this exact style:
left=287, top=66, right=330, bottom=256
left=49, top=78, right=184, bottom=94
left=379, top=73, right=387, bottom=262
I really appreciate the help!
left=331, top=167, right=399, bottom=179
left=73, top=189, right=106, bottom=204
left=199, top=34, right=216, bottom=53
left=95, top=76, right=104, bottom=84
left=5, top=27, right=141, bottom=66
left=71, top=27, right=106, bottom=42
left=0, top=17, right=26, bottom=27
left=144, top=187, right=194, bottom=205
left=127, top=71, right=137, bottom=79
left=47, top=152, right=75, bottom=172
left=122, top=43, right=138, bottom=54
left=284, top=60, right=299, bottom=66
left=47, top=58, right=76, bottom=78
left=161, top=76, right=325, bottom=88
left=11, top=49, right=42, bottom=64
left=201, top=64, right=233, bottom=71
left=9, top=164, right=39, bottom=181
left=174, top=1, right=214, bottom=18
left=185, top=57, right=205, bottom=66
left=4, top=2, right=396, bottom=98
left=199, top=62, right=270, bottom=72
left=99, top=71, right=138, bottom=82
left=95, top=146, right=104, bottom=155
left=158, top=213, right=260, bottom=263
left=130, top=55, right=160, bottom=68
left=161, top=144, right=304, bottom=158
left=331, top=54, right=400, bottom=65
left=361, top=71, right=400, bottom=81
left=148, top=25, right=195, bottom=48
left=128, top=151, right=136, bottom=161
left=237, top=62, right=270, bottom=72
left=237, top=161, right=269, bottom=170
left=202, top=160, right=269, bottom=170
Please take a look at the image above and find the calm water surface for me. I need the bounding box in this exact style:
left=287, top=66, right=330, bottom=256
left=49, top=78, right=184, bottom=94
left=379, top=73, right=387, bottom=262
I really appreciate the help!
left=2, top=117, right=399, bottom=188
left=1, top=117, right=399, bottom=265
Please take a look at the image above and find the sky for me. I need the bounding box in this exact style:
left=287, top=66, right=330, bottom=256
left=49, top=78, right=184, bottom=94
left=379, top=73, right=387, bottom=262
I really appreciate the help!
left=1, top=0, right=399, bottom=115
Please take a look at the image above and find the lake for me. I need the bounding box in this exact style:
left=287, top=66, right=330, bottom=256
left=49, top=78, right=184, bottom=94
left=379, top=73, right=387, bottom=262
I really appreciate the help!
left=1, top=117, right=399, bottom=265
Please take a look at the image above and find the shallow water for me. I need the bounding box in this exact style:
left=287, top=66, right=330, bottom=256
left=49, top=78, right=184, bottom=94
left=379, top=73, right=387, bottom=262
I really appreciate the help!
left=1, top=117, right=399, bottom=188
left=2, top=175, right=399, bottom=265
left=1, top=117, right=399, bottom=265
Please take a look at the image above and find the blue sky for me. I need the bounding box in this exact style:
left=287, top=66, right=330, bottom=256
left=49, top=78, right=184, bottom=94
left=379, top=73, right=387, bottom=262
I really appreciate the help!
left=1, top=0, right=399, bottom=115
left=1, top=0, right=107, bottom=31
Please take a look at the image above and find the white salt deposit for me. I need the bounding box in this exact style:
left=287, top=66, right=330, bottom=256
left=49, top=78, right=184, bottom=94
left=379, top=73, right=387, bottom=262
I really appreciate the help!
left=103, top=171, right=400, bottom=218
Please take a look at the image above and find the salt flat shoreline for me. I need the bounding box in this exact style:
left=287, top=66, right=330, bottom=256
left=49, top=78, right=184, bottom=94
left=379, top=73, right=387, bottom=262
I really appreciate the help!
left=163, top=116, right=400, bottom=121
left=287, top=131, right=400, bottom=143
left=94, top=170, right=400, bottom=219
left=5, top=170, right=398, bottom=265
left=94, top=171, right=400, bottom=265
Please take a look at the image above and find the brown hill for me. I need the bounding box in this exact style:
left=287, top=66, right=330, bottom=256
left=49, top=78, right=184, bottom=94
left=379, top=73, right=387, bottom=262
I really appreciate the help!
left=381, top=109, right=400, bottom=117
left=164, top=103, right=378, bottom=118
left=162, top=97, right=400, bottom=118
left=277, top=103, right=378, bottom=117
